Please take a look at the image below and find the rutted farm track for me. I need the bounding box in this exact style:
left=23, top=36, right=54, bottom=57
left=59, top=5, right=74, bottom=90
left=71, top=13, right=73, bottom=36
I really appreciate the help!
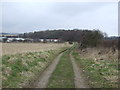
left=29, top=48, right=89, bottom=88
left=2, top=44, right=118, bottom=88
left=31, top=53, right=63, bottom=88
left=70, top=52, right=89, bottom=88
left=30, top=48, right=118, bottom=88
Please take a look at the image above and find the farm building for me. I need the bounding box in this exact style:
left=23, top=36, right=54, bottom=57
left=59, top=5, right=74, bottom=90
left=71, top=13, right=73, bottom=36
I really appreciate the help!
left=0, top=33, right=34, bottom=43
left=0, top=33, right=60, bottom=43
left=6, top=38, right=25, bottom=42
left=39, top=39, right=60, bottom=43
left=39, top=39, right=44, bottom=42
left=0, top=37, right=7, bottom=42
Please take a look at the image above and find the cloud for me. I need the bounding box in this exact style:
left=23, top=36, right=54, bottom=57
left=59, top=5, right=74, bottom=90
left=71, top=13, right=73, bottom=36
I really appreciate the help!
left=2, top=2, right=118, bottom=36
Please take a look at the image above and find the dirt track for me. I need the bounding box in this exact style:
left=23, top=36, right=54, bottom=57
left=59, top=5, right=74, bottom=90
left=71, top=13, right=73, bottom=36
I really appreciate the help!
left=70, top=52, right=89, bottom=88
left=32, top=53, right=63, bottom=88
left=30, top=50, right=89, bottom=88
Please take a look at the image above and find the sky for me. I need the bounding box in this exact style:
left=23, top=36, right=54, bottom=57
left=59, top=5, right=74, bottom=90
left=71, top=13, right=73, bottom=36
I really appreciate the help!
left=1, top=1, right=118, bottom=36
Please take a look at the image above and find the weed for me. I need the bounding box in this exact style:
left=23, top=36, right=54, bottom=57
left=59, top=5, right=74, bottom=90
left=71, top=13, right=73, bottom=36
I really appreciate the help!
left=72, top=50, right=118, bottom=88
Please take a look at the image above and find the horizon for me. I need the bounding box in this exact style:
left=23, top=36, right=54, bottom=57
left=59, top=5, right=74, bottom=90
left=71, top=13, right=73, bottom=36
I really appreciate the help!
left=0, top=29, right=119, bottom=37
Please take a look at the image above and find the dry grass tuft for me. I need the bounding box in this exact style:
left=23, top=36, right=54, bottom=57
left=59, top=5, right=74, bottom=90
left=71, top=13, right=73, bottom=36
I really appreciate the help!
left=79, top=47, right=118, bottom=61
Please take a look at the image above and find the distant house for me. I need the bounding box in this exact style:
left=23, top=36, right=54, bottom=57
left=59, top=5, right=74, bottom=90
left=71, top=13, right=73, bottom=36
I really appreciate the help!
left=53, top=39, right=59, bottom=42
left=38, top=39, right=59, bottom=43
left=46, top=39, right=59, bottom=42
left=0, top=37, right=7, bottom=42
left=39, top=39, right=44, bottom=42
left=6, top=38, right=25, bottom=42
left=6, top=38, right=15, bottom=42
left=15, top=38, right=25, bottom=41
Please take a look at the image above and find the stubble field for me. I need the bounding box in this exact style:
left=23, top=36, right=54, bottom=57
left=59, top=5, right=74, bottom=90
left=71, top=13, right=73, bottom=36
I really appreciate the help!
left=1, top=42, right=71, bottom=88
left=1, top=43, right=70, bottom=56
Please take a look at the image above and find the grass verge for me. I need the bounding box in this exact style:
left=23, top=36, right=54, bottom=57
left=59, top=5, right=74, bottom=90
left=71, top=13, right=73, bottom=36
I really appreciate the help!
left=1, top=46, right=69, bottom=88
left=47, top=50, right=75, bottom=88
left=72, top=50, right=118, bottom=88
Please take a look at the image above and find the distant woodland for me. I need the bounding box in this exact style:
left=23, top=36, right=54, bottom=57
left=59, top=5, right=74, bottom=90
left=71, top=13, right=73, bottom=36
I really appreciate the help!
left=19, top=29, right=119, bottom=49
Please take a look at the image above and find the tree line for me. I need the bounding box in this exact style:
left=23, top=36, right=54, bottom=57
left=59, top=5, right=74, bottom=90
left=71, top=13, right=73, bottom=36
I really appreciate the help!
left=19, top=29, right=105, bottom=47
left=19, top=29, right=119, bottom=49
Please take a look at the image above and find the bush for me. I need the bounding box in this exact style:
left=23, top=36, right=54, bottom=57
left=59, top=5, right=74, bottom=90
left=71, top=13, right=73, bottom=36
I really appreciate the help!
left=99, top=39, right=118, bottom=49
left=80, top=30, right=104, bottom=48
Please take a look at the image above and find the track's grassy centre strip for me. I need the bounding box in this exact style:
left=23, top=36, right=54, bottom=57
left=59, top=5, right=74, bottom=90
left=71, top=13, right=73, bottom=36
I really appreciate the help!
left=72, top=50, right=118, bottom=88
left=2, top=47, right=69, bottom=88
left=47, top=50, right=75, bottom=88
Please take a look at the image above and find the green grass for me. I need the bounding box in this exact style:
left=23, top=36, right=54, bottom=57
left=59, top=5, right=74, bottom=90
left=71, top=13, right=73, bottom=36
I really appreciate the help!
left=2, top=47, right=70, bottom=88
left=72, top=50, right=118, bottom=88
left=47, top=50, right=75, bottom=88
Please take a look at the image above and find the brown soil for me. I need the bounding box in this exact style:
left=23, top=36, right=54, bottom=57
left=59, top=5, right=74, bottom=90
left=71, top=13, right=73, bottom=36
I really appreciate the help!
left=70, top=52, right=89, bottom=88
left=31, top=53, right=63, bottom=88
left=25, top=50, right=90, bottom=88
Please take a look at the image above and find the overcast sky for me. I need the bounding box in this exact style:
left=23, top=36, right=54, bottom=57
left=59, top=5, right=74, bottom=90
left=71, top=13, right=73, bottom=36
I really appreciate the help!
left=1, top=2, right=118, bottom=36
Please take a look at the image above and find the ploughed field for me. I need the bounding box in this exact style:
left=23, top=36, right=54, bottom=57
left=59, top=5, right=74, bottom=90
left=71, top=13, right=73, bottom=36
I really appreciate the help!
left=1, top=43, right=70, bottom=56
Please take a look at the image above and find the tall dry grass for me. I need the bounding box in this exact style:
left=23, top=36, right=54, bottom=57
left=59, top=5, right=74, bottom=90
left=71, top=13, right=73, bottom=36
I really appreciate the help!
left=1, top=42, right=70, bottom=56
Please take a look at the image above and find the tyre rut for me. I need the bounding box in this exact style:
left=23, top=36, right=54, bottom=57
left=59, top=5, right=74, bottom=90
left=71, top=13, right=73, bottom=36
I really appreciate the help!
left=70, top=52, right=89, bottom=88
left=32, top=53, right=63, bottom=88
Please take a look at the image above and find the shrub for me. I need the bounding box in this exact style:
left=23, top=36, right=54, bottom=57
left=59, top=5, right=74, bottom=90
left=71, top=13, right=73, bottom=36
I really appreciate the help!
left=99, top=40, right=118, bottom=49
left=80, top=30, right=104, bottom=48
